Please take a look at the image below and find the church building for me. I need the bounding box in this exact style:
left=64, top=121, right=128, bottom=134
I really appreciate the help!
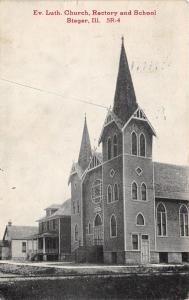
left=68, top=38, right=189, bottom=264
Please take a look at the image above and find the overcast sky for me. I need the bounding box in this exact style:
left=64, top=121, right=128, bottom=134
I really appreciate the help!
left=0, top=1, right=188, bottom=237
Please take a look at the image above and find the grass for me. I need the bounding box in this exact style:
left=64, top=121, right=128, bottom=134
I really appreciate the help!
left=0, top=273, right=189, bottom=300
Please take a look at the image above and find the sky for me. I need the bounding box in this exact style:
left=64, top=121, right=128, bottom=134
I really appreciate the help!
left=0, top=0, right=188, bottom=238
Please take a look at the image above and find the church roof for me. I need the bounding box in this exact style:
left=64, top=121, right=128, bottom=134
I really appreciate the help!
left=113, top=37, right=138, bottom=124
left=68, top=161, right=84, bottom=184
left=78, top=116, right=92, bottom=171
left=98, top=109, right=124, bottom=144
left=154, top=162, right=189, bottom=200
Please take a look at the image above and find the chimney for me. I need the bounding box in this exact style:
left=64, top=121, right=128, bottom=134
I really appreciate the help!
left=8, top=220, right=12, bottom=226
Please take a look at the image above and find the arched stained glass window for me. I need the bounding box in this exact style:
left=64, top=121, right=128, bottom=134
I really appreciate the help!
left=113, top=184, right=119, bottom=201
left=141, top=183, right=147, bottom=201
left=113, top=134, right=118, bottom=157
left=107, top=138, right=112, bottom=160
left=140, top=133, right=146, bottom=157
left=107, top=185, right=112, bottom=203
left=157, top=203, right=167, bottom=236
left=110, top=215, right=117, bottom=237
left=132, top=182, right=138, bottom=200
left=179, top=205, right=188, bottom=237
left=94, top=214, right=102, bottom=226
left=131, top=132, right=137, bottom=155
left=137, top=213, right=145, bottom=225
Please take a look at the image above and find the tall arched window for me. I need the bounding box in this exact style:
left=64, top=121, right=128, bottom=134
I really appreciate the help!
left=179, top=205, right=189, bottom=237
left=131, top=132, right=137, bottom=155
left=132, top=182, right=138, bottom=200
left=157, top=203, right=167, bottom=236
left=136, top=213, right=145, bottom=226
left=75, top=224, right=78, bottom=241
left=141, top=183, right=147, bottom=201
left=107, top=138, right=112, bottom=160
left=110, top=215, right=117, bottom=237
left=113, top=184, right=119, bottom=201
left=140, top=133, right=146, bottom=157
left=88, top=222, right=92, bottom=234
left=107, top=185, right=112, bottom=203
left=94, top=214, right=102, bottom=226
left=113, top=134, right=118, bottom=157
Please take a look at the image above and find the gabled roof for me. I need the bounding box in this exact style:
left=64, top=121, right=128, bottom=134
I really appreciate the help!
left=45, top=204, right=62, bottom=210
left=3, top=226, right=38, bottom=241
left=68, top=162, right=84, bottom=185
left=98, top=109, right=124, bottom=144
left=81, top=150, right=102, bottom=182
left=113, top=37, right=138, bottom=124
left=122, top=106, right=156, bottom=136
left=37, top=199, right=71, bottom=222
left=154, top=162, right=189, bottom=200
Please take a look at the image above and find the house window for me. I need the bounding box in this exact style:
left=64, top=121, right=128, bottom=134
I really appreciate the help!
left=110, top=215, right=117, bottom=237
left=140, top=133, right=146, bottom=157
left=131, top=132, right=137, bottom=155
left=22, top=242, right=26, bottom=253
left=75, top=224, right=78, bottom=241
left=107, top=185, right=112, bottom=203
left=113, top=134, right=118, bottom=157
left=107, top=137, right=112, bottom=160
left=47, top=221, right=50, bottom=231
left=136, top=213, right=145, bottom=226
left=94, top=214, right=102, bottom=226
left=91, top=179, right=102, bottom=203
left=157, top=203, right=167, bottom=236
left=179, top=205, right=189, bottom=237
left=73, top=201, right=75, bottom=214
left=132, top=182, right=138, bottom=200
left=132, top=234, right=139, bottom=250
left=77, top=201, right=80, bottom=213
left=141, top=183, right=147, bottom=200
left=113, top=184, right=119, bottom=201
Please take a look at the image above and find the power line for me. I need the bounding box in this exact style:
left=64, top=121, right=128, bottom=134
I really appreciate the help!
left=0, top=78, right=108, bottom=110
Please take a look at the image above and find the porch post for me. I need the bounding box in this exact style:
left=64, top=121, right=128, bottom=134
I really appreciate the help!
left=43, top=237, right=47, bottom=261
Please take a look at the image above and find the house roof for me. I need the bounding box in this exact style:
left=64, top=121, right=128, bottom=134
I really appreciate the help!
left=154, top=162, right=189, bottom=200
left=45, top=204, right=62, bottom=210
left=3, top=225, right=38, bottom=241
left=37, top=199, right=71, bottom=222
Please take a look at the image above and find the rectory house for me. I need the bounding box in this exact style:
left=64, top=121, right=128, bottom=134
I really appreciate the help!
left=68, top=38, right=189, bottom=265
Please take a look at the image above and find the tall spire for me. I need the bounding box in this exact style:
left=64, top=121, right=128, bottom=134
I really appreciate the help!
left=113, top=37, right=138, bottom=123
left=78, top=115, right=92, bottom=171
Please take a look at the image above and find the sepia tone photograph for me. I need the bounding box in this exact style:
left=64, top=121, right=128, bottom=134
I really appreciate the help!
left=0, top=0, right=189, bottom=299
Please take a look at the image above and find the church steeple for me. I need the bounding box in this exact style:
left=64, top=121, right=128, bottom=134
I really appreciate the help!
left=113, top=37, right=138, bottom=124
left=78, top=115, right=92, bottom=171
